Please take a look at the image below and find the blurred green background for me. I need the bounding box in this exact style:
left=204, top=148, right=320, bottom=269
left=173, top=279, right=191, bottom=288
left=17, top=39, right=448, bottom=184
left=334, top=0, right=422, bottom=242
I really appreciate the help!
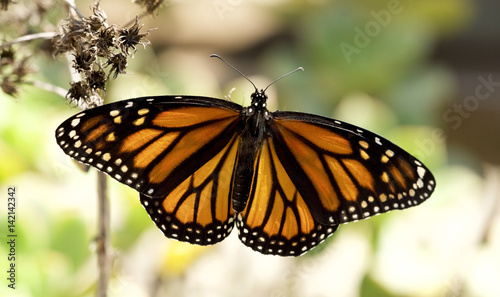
left=1, top=0, right=500, bottom=296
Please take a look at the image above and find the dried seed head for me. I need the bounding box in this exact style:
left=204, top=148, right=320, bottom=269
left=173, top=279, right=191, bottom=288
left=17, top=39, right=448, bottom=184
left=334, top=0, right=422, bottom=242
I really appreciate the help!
left=133, top=0, right=165, bottom=15
left=12, top=57, right=33, bottom=81
left=87, top=68, right=107, bottom=91
left=52, top=18, right=87, bottom=55
left=118, top=17, right=151, bottom=55
left=105, top=53, right=128, bottom=79
left=86, top=2, right=108, bottom=32
left=0, top=0, right=14, bottom=11
left=50, top=1, right=153, bottom=108
left=66, top=81, right=90, bottom=106
left=73, top=49, right=96, bottom=73
left=1, top=76, right=17, bottom=96
left=1, top=48, right=15, bottom=66
left=92, top=26, right=117, bottom=57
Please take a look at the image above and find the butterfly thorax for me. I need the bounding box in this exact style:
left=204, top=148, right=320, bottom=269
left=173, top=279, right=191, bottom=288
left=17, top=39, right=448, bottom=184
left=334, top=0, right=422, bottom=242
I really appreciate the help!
left=231, top=90, right=271, bottom=213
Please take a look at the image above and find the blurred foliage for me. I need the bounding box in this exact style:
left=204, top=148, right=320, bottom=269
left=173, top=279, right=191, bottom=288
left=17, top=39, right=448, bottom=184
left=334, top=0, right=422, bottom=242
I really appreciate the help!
left=360, top=275, right=393, bottom=297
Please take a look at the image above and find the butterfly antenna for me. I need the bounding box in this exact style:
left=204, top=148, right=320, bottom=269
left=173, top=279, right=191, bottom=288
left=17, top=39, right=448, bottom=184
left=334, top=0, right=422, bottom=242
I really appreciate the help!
left=210, top=54, right=258, bottom=91
left=263, top=67, right=304, bottom=92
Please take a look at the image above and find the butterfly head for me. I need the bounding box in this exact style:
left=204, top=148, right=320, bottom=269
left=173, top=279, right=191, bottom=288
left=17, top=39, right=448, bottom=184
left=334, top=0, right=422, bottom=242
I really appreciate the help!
left=250, top=89, right=268, bottom=110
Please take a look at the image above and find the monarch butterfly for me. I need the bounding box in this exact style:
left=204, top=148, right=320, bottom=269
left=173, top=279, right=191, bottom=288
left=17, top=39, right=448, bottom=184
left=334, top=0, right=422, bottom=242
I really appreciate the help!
left=56, top=56, right=435, bottom=256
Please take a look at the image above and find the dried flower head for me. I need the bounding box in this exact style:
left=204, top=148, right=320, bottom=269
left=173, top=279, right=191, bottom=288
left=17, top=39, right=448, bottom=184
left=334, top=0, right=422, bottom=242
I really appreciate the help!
left=105, top=53, right=128, bottom=79
left=66, top=81, right=90, bottom=103
left=87, top=68, right=107, bottom=91
left=0, top=47, right=33, bottom=97
left=86, top=2, right=108, bottom=32
left=118, top=17, right=151, bottom=55
left=52, top=18, right=87, bottom=55
left=66, top=80, right=103, bottom=108
left=133, top=0, right=165, bottom=15
left=1, top=48, right=15, bottom=66
left=73, top=49, right=97, bottom=73
left=12, top=57, right=33, bottom=80
left=1, top=76, right=17, bottom=96
left=50, top=2, right=152, bottom=108
left=1, top=0, right=14, bottom=11
left=93, top=26, right=117, bottom=57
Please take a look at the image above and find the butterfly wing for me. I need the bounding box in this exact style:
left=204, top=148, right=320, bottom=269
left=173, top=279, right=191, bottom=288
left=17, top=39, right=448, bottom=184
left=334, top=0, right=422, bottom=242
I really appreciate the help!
left=237, top=137, right=339, bottom=256
left=55, top=96, right=243, bottom=198
left=56, top=95, right=245, bottom=245
left=269, top=111, right=436, bottom=226
left=140, top=133, right=241, bottom=245
left=56, top=94, right=436, bottom=254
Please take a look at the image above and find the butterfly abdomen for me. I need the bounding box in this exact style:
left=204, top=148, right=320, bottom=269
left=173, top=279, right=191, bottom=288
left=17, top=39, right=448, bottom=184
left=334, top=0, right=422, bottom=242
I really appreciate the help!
left=231, top=133, right=261, bottom=212
left=232, top=167, right=253, bottom=212
left=231, top=108, right=268, bottom=213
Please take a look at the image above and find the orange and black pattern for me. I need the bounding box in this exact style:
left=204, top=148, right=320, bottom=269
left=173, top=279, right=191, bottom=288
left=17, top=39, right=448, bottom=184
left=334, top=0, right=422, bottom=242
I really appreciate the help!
left=56, top=91, right=435, bottom=256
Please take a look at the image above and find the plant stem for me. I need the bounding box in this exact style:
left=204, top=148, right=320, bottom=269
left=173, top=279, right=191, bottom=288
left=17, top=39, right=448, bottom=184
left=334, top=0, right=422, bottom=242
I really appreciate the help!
left=24, top=80, right=68, bottom=98
left=0, top=32, right=56, bottom=50
left=64, top=0, right=85, bottom=19
left=96, top=172, right=110, bottom=297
